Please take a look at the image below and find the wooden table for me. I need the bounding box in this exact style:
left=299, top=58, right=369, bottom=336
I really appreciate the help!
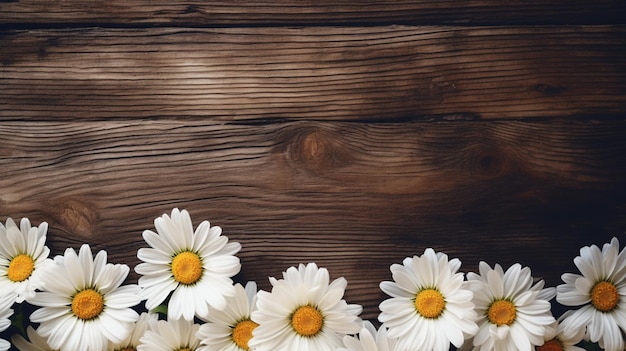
left=1, top=1, right=625, bottom=327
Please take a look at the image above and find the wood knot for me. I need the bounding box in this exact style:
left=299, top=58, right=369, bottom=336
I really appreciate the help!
left=478, top=154, right=504, bottom=177
left=287, top=126, right=352, bottom=171
left=302, top=131, right=328, bottom=161
left=468, top=148, right=513, bottom=179
left=51, top=198, right=98, bottom=239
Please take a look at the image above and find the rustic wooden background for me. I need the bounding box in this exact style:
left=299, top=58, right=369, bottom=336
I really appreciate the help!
left=1, top=0, right=626, bottom=330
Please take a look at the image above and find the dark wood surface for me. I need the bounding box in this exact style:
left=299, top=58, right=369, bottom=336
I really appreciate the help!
left=1, top=1, right=625, bottom=328
left=1, top=1, right=624, bottom=26
left=1, top=26, right=625, bottom=121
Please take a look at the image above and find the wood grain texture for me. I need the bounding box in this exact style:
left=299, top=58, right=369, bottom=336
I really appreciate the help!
left=1, top=26, right=625, bottom=121
left=0, top=0, right=624, bottom=26
left=1, top=119, right=624, bottom=319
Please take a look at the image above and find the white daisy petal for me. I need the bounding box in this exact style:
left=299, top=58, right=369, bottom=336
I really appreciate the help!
left=574, top=254, right=599, bottom=282
left=7, top=226, right=26, bottom=254
left=379, top=281, right=411, bottom=298
left=11, top=325, right=58, bottom=351
left=138, top=318, right=201, bottom=351
left=142, top=280, right=178, bottom=310
left=105, top=285, right=142, bottom=308
left=109, top=312, right=158, bottom=351
left=135, top=247, right=171, bottom=265
left=337, top=322, right=396, bottom=351
left=141, top=230, right=174, bottom=254
left=0, top=293, right=14, bottom=351
left=486, top=268, right=504, bottom=298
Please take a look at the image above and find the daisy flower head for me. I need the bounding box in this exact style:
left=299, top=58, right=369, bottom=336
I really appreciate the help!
left=466, top=261, right=556, bottom=351
left=135, top=208, right=241, bottom=321
left=137, top=317, right=201, bottom=351
left=28, top=244, right=142, bottom=351
left=197, top=281, right=259, bottom=351
left=378, top=248, right=478, bottom=351
left=11, top=326, right=57, bottom=351
left=0, top=217, right=54, bottom=303
left=338, top=321, right=398, bottom=351
left=534, top=312, right=585, bottom=351
left=107, top=312, right=159, bottom=351
left=0, top=293, right=15, bottom=351
left=556, top=237, right=626, bottom=351
left=249, top=262, right=363, bottom=351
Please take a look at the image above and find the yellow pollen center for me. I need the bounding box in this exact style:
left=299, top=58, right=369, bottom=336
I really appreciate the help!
left=71, top=289, right=104, bottom=320
left=177, top=349, right=191, bottom=351
left=536, top=339, right=564, bottom=351
left=291, top=305, right=323, bottom=336
left=7, top=254, right=35, bottom=282
left=116, top=348, right=136, bottom=351
left=414, top=289, right=446, bottom=318
left=591, top=281, right=619, bottom=312
left=488, top=300, right=517, bottom=326
left=171, top=251, right=203, bottom=285
left=232, top=319, right=258, bottom=350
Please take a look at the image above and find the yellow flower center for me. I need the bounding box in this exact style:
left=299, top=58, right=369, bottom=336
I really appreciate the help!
left=116, top=348, right=136, bottom=351
left=177, top=349, right=192, bottom=351
left=232, top=319, right=258, bottom=350
left=171, top=251, right=203, bottom=285
left=488, top=299, right=516, bottom=326
left=7, top=254, right=35, bottom=282
left=591, top=281, right=619, bottom=312
left=536, top=339, right=563, bottom=351
left=71, top=289, right=104, bottom=320
left=291, top=305, right=323, bottom=336
left=414, top=288, right=446, bottom=318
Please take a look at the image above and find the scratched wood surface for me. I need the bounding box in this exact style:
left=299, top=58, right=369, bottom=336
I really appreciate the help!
left=1, top=0, right=626, bottom=329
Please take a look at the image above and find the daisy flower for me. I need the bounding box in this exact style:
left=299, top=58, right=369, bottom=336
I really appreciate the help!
left=137, top=317, right=201, bottom=351
left=197, top=281, right=259, bottom=351
left=338, top=321, right=398, bottom=351
left=535, top=313, right=585, bottom=351
left=249, top=262, right=363, bottom=351
left=378, top=248, right=478, bottom=351
left=107, top=312, right=159, bottom=351
left=556, top=237, right=626, bottom=351
left=0, top=217, right=53, bottom=303
left=11, top=326, right=56, bottom=351
left=28, top=244, right=142, bottom=351
left=135, top=208, right=241, bottom=321
left=466, top=262, right=556, bottom=351
left=0, top=293, right=15, bottom=351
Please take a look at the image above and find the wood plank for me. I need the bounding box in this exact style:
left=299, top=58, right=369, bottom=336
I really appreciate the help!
left=1, top=26, right=625, bottom=122
left=1, top=119, right=624, bottom=319
left=0, top=1, right=624, bottom=26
